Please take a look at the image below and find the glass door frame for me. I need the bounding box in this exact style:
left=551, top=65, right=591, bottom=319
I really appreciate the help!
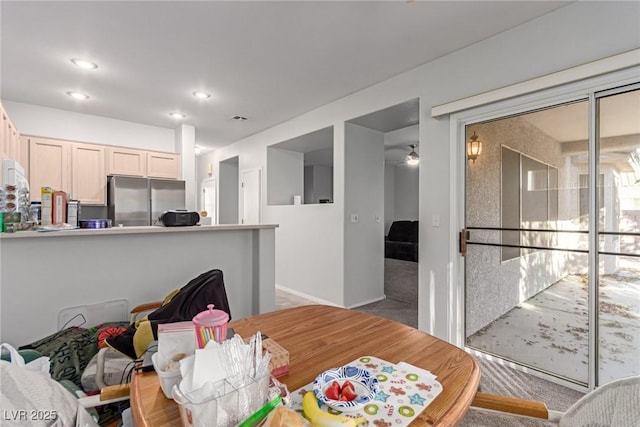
left=449, top=67, right=640, bottom=392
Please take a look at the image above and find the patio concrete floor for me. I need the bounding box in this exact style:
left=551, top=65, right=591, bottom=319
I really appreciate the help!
left=466, top=269, right=640, bottom=384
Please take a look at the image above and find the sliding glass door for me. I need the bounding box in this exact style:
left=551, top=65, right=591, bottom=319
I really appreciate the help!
left=596, top=87, right=640, bottom=385
left=463, top=84, right=640, bottom=387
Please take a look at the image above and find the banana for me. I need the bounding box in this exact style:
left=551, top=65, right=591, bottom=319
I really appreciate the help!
left=302, top=391, right=367, bottom=427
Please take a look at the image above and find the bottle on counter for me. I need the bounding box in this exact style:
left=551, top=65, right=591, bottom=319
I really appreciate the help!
left=30, top=201, right=41, bottom=225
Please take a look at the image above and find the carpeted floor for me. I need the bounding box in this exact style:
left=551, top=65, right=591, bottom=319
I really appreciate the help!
left=276, top=259, right=585, bottom=426
left=355, top=258, right=418, bottom=328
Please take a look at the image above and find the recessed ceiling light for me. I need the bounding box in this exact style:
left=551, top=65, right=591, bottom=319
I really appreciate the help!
left=67, top=91, right=90, bottom=100
left=230, top=115, right=248, bottom=121
left=192, top=91, right=211, bottom=99
left=169, top=112, right=186, bottom=119
left=70, top=58, right=98, bottom=69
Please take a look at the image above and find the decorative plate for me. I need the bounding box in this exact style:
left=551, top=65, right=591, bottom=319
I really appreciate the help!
left=313, top=366, right=379, bottom=413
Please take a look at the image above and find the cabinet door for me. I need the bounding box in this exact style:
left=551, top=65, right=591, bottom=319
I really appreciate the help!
left=106, top=147, right=146, bottom=177
left=8, top=122, right=20, bottom=161
left=28, top=137, right=72, bottom=201
left=72, top=142, right=106, bottom=205
left=18, top=136, right=30, bottom=177
left=0, top=107, right=8, bottom=159
left=147, top=151, right=180, bottom=179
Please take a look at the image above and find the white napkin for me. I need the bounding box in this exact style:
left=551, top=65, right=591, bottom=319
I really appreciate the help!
left=397, top=361, right=438, bottom=382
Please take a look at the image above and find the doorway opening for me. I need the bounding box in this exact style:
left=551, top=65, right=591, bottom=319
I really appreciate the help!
left=348, top=98, right=420, bottom=327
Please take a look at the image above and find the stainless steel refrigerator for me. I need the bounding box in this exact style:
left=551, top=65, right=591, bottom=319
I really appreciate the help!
left=107, top=176, right=186, bottom=226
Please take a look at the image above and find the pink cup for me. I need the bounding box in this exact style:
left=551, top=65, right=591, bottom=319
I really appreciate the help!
left=192, top=304, right=229, bottom=348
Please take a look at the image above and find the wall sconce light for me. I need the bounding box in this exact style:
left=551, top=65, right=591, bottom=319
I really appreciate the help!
left=467, top=132, right=482, bottom=163
left=406, top=144, right=419, bottom=166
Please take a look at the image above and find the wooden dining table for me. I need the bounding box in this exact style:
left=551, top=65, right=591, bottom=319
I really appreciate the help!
left=131, top=305, right=480, bottom=426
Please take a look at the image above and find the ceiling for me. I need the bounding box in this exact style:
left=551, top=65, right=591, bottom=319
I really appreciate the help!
left=522, top=90, right=640, bottom=142
left=1, top=1, right=571, bottom=153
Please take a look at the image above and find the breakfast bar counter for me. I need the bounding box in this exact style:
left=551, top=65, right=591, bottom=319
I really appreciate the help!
left=0, top=224, right=277, bottom=347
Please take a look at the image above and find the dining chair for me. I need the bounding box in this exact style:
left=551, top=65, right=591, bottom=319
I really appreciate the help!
left=471, top=375, right=640, bottom=426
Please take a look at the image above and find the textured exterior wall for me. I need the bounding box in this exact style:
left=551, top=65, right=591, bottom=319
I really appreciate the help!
left=465, top=116, right=579, bottom=336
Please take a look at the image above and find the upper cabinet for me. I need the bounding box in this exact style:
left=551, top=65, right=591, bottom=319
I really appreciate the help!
left=72, top=142, right=106, bottom=205
left=1, top=104, right=21, bottom=162
left=28, top=136, right=72, bottom=201
left=18, top=136, right=30, bottom=177
left=106, top=146, right=147, bottom=177
left=147, top=151, right=180, bottom=179
left=28, top=136, right=107, bottom=205
left=24, top=133, right=180, bottom=204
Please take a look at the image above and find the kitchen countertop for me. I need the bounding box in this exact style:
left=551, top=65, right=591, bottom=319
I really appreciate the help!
left=0, top=224, right=278, bottom=239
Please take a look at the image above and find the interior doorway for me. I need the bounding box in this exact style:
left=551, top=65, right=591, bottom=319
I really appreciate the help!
left=201, top=177, right=217, bottom=224
left=348, top=98, right=420, bottom=327
left=241, top=168, right=261, bottom=224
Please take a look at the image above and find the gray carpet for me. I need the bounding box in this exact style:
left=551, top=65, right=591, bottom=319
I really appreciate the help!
left=355, top=258, right=418, bottom=328
left=354, top=258, right=584, bottom=426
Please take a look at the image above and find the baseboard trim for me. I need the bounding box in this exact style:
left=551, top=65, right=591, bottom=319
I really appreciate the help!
left=275, top=284, right=342, bottom=307
left=346, top=295, right=386, bottom=309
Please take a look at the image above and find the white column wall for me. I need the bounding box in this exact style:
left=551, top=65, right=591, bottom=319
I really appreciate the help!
left=195, top=1, right=640, bottom=337
left=176, top=124, right=196, bottom=210
left=344, top=123, right=385, bottom=307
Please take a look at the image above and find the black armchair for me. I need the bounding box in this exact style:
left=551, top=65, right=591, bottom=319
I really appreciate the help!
left=385, top=220, right=418, bottom=262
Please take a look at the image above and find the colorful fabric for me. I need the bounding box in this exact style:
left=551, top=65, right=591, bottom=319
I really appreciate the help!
left=20, top=327, right=97, bottom=388
left=97, top=327, right=128, bottom=348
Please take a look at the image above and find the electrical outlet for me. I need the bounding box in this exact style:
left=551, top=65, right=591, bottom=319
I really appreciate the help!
left=351, top=214, right=359, bottom=223
left=375, top=215, right=381, bottom=223
left=432, top=214, right=440, bottom=227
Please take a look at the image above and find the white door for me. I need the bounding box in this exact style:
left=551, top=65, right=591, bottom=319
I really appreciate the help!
left=241, top=169, right=261, bottom=224
left=201, top=177, right=217, bottom=224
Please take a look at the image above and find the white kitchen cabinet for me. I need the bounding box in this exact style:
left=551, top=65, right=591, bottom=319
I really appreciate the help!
left=72, top=142, right=106, bottom=205
left=28, top=136, right=72, bottom=201
left=106, top=146, right=147, bottom=177
left=147, top=151, right=180, bottom=179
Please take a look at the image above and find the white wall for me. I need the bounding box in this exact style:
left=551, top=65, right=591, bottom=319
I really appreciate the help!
left=312, top=165, right=333, bottom=203
left=344, top=123, right=385, bottom=307
left=219, top=158, right=239, bottom=224
left=304, top=165, right=333, bottom=204
left=384, top=165, right=396, bottom=234
left=267, top=148, right=303, bottom=205
left=196, top=1, right=640, bottom=338
left=2, top=101, right=174, bottom=151
left=394, top=164, right=419, bottom=221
